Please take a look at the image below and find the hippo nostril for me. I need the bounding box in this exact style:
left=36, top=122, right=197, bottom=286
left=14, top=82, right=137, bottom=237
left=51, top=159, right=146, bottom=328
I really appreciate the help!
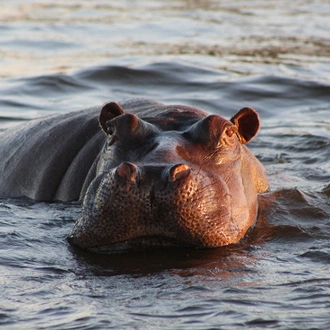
left=170, top=164, right=191, bottom=182
left=116, top=162, right=137, bottom=182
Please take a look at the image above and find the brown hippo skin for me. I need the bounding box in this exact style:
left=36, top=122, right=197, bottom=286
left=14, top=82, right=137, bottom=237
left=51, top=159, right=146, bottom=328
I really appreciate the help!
left=0, top=99, right=268, bottom=252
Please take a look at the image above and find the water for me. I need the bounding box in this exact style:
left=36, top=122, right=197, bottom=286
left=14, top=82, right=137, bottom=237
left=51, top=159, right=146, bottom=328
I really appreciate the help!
left=1, top=1, right=330, bottom=329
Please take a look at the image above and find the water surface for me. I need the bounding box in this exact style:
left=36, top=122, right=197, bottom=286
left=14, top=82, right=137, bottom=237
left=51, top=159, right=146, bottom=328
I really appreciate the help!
left=1, top=1, right=330, bottom=329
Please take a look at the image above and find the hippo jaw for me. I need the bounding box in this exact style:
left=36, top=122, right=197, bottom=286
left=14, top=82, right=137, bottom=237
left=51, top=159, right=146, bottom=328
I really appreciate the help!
left=69, top=161, right=250, bottom=253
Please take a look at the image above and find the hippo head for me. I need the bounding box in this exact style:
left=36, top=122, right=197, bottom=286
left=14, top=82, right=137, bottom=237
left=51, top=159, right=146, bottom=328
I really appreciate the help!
left=69, top=102, right=268, bottom=252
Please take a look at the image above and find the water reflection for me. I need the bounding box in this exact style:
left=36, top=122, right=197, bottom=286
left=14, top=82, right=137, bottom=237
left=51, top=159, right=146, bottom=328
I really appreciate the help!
left=69, top=243, right=257, bottom=278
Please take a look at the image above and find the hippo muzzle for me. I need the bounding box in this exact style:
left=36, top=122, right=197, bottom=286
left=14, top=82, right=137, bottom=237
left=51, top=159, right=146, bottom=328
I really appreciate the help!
left=70, top=161, right=235, bottom=252
left=69, top=101, right=268, bottom=253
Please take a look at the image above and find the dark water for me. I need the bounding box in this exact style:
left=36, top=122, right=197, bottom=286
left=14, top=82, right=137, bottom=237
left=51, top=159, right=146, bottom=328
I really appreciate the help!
left=1, top=1, right=330, bottom=329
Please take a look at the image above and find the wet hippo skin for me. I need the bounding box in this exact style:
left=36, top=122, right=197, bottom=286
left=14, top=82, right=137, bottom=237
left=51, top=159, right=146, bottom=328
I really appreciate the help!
left=0, top=99, right=268, bottom=252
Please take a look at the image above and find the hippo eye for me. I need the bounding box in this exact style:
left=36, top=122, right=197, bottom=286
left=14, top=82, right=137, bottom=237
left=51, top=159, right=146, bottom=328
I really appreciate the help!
left=220, top=126, right=238, bottom=147
left=225, top=127, right=235, bottom=137
left=106, top=124, right=117, bottom=148
left=106, top=123, right=114, bottom=135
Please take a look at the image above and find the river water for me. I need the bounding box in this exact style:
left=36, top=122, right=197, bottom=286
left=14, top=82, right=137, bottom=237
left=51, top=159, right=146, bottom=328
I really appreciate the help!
left=1, top=1, right=330, bottom=329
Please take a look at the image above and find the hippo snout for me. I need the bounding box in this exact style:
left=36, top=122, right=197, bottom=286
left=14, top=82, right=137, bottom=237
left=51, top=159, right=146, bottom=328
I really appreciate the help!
left=69, top=161, right=235, bottom=252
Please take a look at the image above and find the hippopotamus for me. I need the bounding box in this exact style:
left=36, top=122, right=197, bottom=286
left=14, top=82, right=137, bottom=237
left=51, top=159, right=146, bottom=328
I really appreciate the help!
left=0, top=99, right=268, bottom=252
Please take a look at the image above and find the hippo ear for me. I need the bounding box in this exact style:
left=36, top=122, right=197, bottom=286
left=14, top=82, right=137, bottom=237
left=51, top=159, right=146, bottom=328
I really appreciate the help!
left=99, top=102, right=125, bottom=133
left=230, top=107, right=260, bottom=144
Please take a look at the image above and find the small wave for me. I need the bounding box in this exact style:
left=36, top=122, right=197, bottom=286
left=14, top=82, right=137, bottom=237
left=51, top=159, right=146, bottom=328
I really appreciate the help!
left=300, top=249, right=330, bottom=263
left=258, top=188, right=330, bottom=244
